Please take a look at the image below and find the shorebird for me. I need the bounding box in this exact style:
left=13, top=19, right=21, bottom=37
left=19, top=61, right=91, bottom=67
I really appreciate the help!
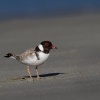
left=4, top=41, right=57, bottom=79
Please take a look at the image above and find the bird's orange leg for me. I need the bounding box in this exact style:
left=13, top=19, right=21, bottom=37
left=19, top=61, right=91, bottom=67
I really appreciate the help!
left=26, top=66, right=32, bottom=78
left=35, top=66, right=40, bottom=79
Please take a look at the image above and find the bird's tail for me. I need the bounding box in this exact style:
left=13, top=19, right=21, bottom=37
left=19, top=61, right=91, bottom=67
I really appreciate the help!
left=4, top=53, right=16, bottom=59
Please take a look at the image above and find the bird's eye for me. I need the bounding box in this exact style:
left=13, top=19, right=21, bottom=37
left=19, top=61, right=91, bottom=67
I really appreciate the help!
left=45, top=43, right=49, bottom=46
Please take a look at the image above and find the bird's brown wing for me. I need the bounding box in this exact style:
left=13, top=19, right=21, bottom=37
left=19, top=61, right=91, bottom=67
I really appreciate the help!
left=17, top=48, right=36, bottom=60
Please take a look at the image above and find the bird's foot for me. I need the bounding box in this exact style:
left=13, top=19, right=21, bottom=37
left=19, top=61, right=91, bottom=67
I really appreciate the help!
left=27, top=77, right=34, bottom=82
left=36, top=76, right=42, bottom=80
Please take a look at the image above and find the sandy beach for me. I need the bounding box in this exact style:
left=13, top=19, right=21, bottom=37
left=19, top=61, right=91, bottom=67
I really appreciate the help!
left=0, top=13, right=100, bottom=100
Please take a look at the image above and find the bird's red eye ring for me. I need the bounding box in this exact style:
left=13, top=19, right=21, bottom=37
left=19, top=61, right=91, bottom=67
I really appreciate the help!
left=45, top=43, right=49, bottom=46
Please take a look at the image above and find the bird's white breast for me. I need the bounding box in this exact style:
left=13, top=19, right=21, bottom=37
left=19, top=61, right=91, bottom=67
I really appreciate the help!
left=22, top=52, right=49, bottom=66
left=35, top=52, right=49, bottom=66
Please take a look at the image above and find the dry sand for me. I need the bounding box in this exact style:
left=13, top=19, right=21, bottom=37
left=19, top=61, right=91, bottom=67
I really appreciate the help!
left=0, top=14, right=100, bottom=100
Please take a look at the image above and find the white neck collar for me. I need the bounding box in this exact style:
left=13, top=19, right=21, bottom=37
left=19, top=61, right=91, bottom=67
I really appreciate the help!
left=38, top=44, right=44, bottom=51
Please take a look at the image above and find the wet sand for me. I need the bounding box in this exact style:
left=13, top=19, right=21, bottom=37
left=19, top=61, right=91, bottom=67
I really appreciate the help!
left=0, top=14, right=100, bottom=100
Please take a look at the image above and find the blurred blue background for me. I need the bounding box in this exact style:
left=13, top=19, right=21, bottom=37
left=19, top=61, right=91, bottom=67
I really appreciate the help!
left=0, top=0, right=100, bottom=20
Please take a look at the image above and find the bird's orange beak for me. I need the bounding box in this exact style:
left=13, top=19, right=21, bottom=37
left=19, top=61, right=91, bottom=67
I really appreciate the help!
left=52, top=45, right=58, bottom=49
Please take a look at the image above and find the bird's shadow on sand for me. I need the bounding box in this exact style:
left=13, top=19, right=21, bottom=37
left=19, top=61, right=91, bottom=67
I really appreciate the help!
left=23, top=72, right=64, bottom=79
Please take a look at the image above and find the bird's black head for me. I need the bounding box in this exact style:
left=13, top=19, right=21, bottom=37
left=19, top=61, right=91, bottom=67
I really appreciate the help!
left=41, top=41, right=57, bottom=51
left=35, top=41, right=57, bottom=54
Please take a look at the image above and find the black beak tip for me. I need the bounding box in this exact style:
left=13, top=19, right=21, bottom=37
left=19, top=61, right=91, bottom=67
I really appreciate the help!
left=52, top=45, right=58, bottom=49
left=55, top=47, right=58, bottom=49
